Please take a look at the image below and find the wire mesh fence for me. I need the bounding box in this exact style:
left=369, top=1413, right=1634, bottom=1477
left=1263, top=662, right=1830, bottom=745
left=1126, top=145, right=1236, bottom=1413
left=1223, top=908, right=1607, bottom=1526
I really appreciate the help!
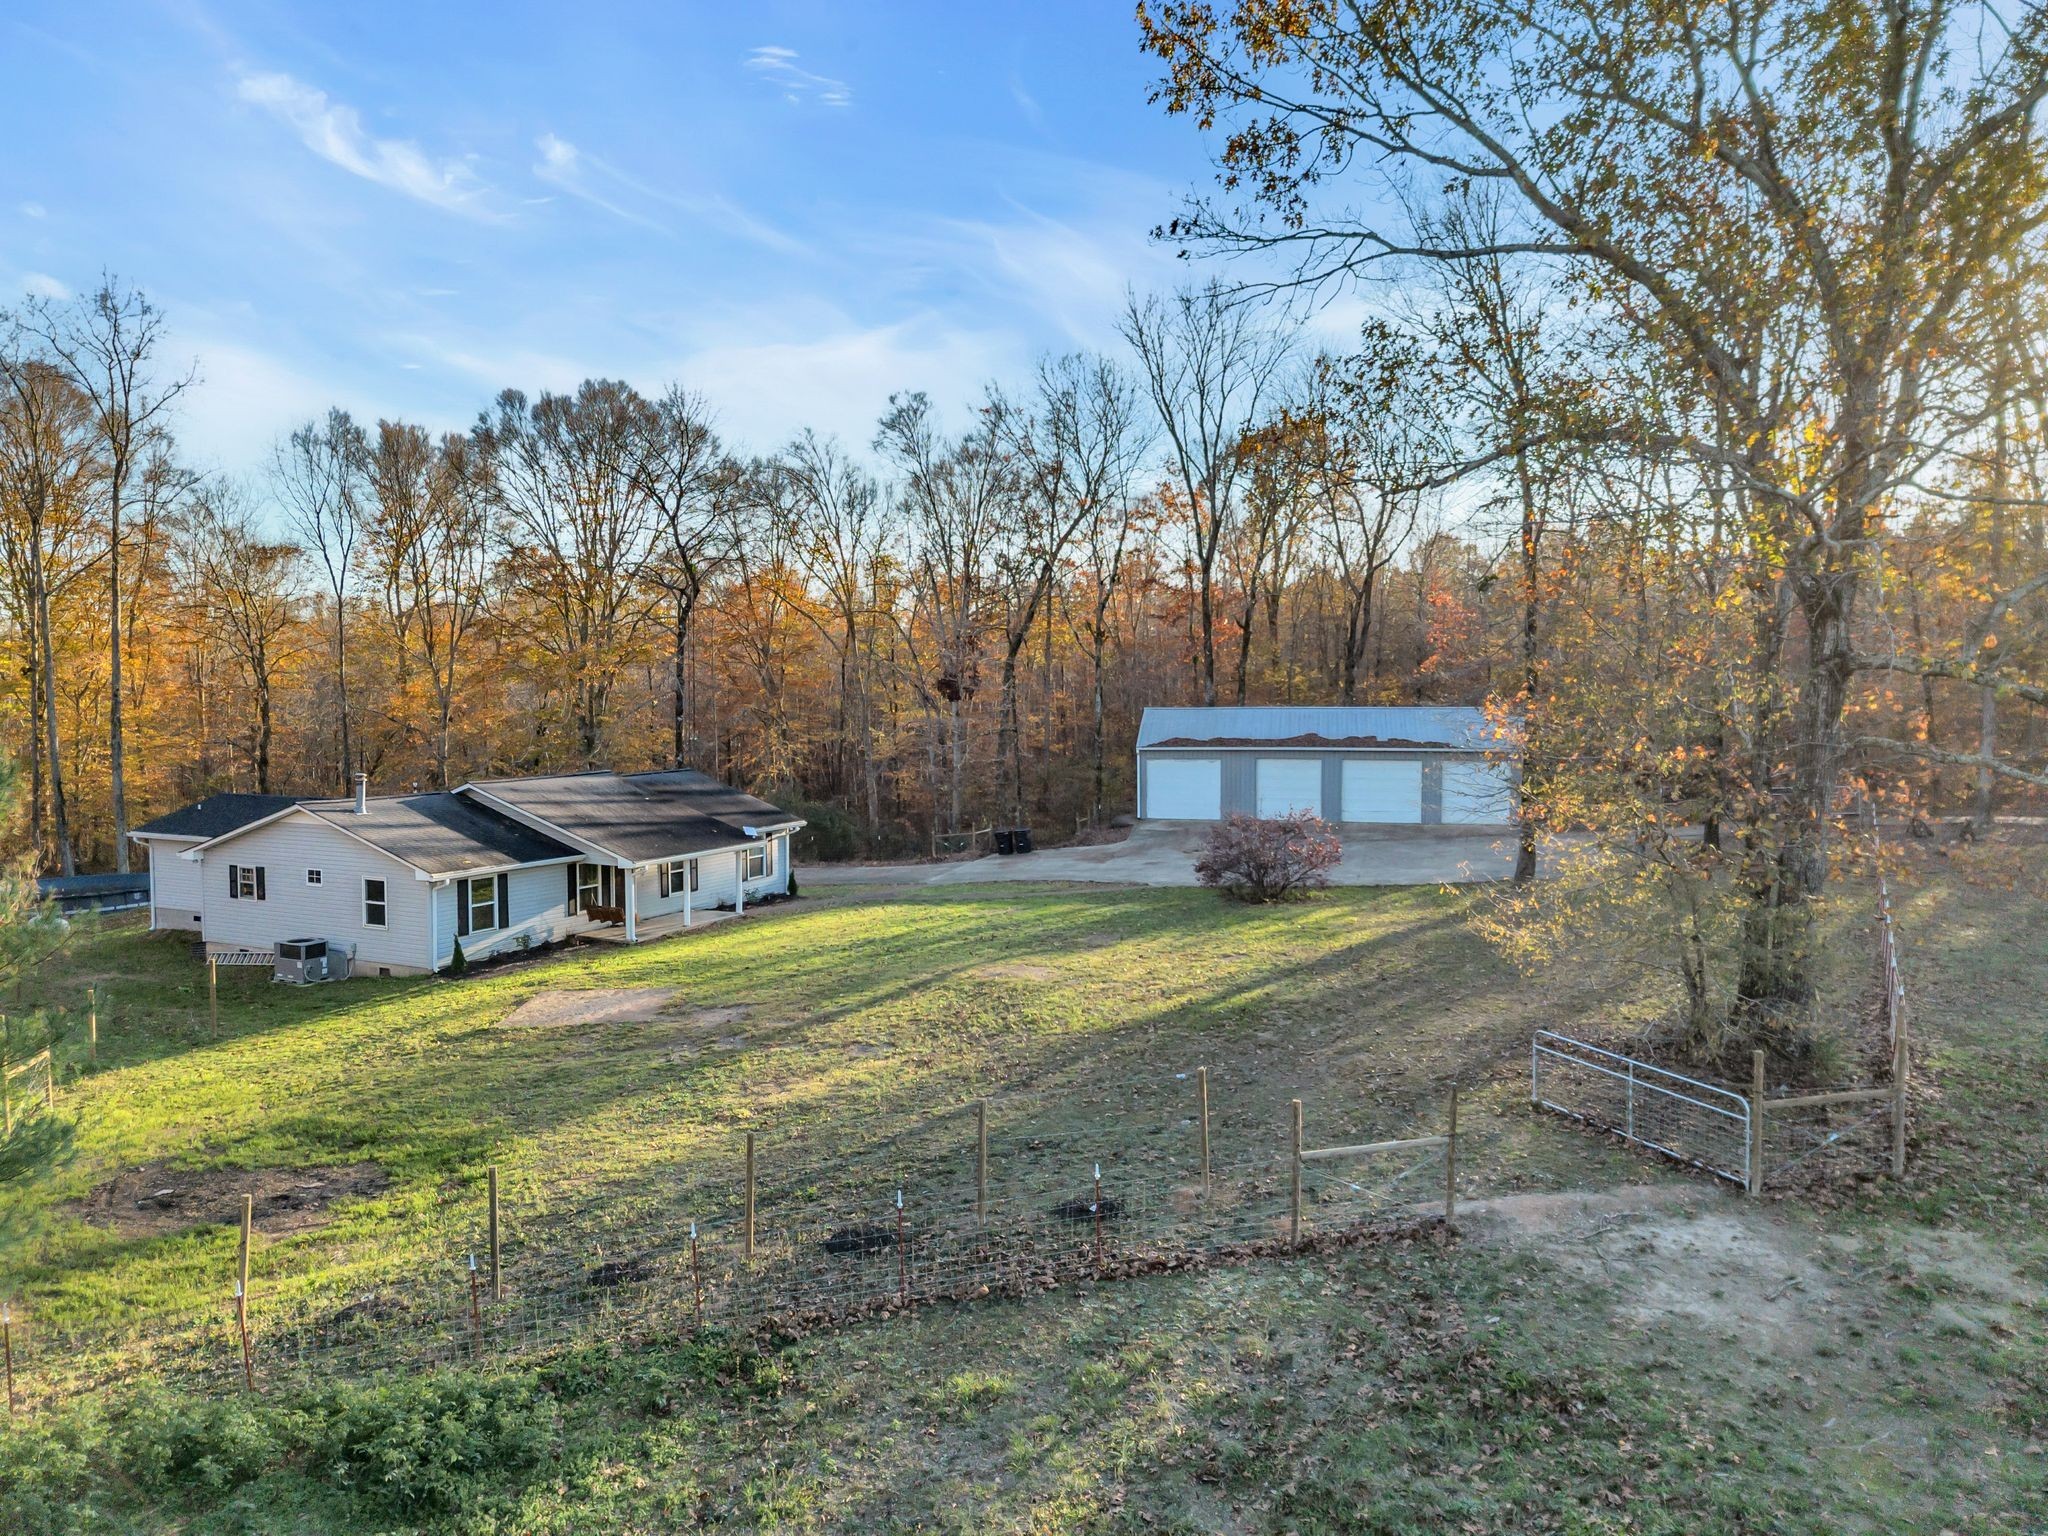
left=0, top=1082, right=1454, bottom=1415
left=1530, top=829, right=1913, bottom=1196
left=1, top=1046, right=53, bottom=1139
left=1758, top=1097, right=1895, bottom=1186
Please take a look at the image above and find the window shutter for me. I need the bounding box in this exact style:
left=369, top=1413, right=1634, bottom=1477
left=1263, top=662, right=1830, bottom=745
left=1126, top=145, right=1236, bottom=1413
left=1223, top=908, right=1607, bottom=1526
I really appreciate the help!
left=457, top=881, right=471, bottom=937
left=566, top=864, right=578, bottom=913
left=497, top=873, right=509, bottom=929
left=228, top=863, right=240, bottom=899
left=254, top=867, right=265, bottom=900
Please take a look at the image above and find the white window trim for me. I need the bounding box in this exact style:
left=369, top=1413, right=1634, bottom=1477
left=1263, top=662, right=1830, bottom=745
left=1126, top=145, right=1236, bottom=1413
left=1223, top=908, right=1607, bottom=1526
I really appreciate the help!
left=363, top=876, right=389, bottom=929
left=467, top=875, right=498, bottom=932
left=235, top=865, right=262, bottom=900
left=306, top=868, right=324, bottom=886
left=744, top=844, right=768, bottom=880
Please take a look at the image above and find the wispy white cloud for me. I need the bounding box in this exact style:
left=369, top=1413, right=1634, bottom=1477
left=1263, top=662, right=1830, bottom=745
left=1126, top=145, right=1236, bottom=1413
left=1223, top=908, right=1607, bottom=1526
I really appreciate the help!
left=235, top=68, right=498, bottom=218
left=676, top=309, right=1015, bottom=450
left=530, top=130, right=808, bottom=255
left=744, top=45, right=852, bottom=108
left=19, top=271, right=70, bottom=301
left=18, top=202, right=47, bottom=220
left=532, top=132, right=661, bottom=230
left=1009, top=75, right=1044, bottom=129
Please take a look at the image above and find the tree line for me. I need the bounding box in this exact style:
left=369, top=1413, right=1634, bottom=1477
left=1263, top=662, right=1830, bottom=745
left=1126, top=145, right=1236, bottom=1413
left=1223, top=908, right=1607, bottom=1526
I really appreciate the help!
left=2, top=0, right=2045, bottom=1062
left=0, top=279, right=1518, bottom=876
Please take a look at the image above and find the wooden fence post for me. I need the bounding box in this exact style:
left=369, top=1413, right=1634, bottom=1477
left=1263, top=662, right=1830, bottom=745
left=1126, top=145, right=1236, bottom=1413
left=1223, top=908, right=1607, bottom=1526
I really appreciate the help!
left=1748, top=1051, right=1766, bottom=1197
left=975, top=1100, right=988, bottom=1227
left=487, top=1167, right=502, bottom=1300
left=1289, top=1099, right=1304, bottom=1246
left=1444, top=1084, right=1459, bottom=1225
left=1, top=1301, right=12, bottom=1416
left=208, top=957, right=219, bottom=1039
left=87, top=985, right=97, bottom=1067
left=235, top=1194, right=254, bottom=1392
left=1197, top=1067, right=1211, bottom=1195
left=1890, top=992, right=1909, bottom=1179
left=743, top=1132, right=756, bottom=1260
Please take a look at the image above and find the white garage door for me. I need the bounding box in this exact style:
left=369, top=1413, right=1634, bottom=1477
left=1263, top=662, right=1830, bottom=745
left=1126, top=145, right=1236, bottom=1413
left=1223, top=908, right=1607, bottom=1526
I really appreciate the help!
left=1339, top=759, right=1422, bottom=823
left=1145, top=756, right=1222, bottom=819
left=1442, top=760, right=1516, bottom=824
left=1255, top=758, right=1323, bottom=818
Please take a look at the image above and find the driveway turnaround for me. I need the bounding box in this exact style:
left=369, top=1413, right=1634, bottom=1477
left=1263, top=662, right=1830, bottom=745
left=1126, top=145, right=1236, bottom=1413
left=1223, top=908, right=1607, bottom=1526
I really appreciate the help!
left=801, top=821, right=1541, bottom=889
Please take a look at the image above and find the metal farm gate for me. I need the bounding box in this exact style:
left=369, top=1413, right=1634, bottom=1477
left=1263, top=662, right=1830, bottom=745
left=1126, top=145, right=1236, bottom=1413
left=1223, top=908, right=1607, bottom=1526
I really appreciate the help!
left=1531, top=1030, right=1752, bottom=1187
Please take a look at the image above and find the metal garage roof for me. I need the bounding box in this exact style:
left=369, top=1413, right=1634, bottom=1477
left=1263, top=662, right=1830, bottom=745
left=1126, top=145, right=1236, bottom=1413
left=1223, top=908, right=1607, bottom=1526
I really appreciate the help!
left=1136, top=706, right=1505, bottom=751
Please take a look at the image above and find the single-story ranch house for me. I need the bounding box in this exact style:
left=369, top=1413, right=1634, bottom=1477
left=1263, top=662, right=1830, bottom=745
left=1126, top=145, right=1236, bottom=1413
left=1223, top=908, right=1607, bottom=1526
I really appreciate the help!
left=130, top=769, right=803, bottom=976
left=1135, top=706, right=1518, bottom=825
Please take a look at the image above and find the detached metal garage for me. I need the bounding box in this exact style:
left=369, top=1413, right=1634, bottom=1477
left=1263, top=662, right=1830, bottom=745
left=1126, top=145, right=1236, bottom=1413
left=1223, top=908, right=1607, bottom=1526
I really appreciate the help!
left=1135, top=706, right=1518, bottom=827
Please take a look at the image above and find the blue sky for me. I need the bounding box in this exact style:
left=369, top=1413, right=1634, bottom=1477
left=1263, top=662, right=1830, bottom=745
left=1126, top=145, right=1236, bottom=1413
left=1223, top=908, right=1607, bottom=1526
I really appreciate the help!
left=1, top=1, right=1300, bottom=473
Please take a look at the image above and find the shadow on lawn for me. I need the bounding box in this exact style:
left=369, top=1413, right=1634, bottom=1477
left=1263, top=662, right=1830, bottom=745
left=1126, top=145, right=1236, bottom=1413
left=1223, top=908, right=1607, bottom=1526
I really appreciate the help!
left=18, top=885, right=1603, bottom=1302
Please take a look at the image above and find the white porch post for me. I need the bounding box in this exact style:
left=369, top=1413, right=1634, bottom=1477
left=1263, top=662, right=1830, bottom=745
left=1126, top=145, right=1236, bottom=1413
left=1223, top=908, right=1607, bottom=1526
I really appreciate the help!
left=683, top=860, right=693, bottom=927
left=735, top=850, right=745, bottom=916
left=623, top=865, right=638, bottom=943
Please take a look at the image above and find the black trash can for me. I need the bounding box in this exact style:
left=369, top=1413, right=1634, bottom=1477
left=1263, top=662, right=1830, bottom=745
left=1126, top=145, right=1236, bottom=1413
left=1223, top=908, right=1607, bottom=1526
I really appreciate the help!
left=1014, top=826, right=1035, bottom=854
left=993, top=827, right=1016, bottom=856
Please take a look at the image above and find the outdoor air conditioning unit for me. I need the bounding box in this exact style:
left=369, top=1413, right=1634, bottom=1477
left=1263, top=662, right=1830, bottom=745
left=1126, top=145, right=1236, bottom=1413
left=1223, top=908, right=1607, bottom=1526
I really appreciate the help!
left=274, top=938, right=329, bottom=985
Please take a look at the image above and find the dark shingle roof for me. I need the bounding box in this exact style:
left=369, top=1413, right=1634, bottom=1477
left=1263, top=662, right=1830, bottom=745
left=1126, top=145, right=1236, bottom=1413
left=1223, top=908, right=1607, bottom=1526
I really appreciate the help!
left=297, top=794, right=579, bottom=876
left=467, top=769, right=801, bottom=863
left=132, top=792, right=298, bottom=840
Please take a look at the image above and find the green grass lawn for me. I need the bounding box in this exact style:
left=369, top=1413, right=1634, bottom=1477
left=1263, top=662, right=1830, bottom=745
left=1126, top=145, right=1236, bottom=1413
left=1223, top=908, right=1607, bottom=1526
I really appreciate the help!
left=0, top=865, right=2042, bottom=1533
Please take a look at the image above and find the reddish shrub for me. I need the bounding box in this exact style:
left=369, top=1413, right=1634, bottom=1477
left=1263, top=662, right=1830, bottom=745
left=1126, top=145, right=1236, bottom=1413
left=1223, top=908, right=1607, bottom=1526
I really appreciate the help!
left=1194, top=814, right=1343, bottom=902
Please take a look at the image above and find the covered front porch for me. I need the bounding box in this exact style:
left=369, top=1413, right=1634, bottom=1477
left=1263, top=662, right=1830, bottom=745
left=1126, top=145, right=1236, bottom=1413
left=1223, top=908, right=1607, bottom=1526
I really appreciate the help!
left=576, top=832, right=792, bottom=944
left=581, top=904, right=743, bottom=944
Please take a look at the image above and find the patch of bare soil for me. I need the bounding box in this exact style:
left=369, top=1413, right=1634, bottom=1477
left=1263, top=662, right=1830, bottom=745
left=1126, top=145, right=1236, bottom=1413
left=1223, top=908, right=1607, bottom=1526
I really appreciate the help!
left=684, top=1005, right=753, bottom=1030
left=500, top=987, right=679, bottom=1029
left=71, top=1162, right=390, bottom=1239
left=1465, top=1184, right=1830, bottom=1349
left=1467, top=1182, right=2034, bottom=1353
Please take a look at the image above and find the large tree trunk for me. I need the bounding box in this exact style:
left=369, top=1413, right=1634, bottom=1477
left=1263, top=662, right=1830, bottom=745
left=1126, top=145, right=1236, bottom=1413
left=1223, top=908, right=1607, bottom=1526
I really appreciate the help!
left=1513, top=449, right=1541, bottom=886
left=37, top=559, right=75, bottom=876
left=998, top=643, right=1025, bottom=826
left=1197, top=547, right=1218, bottom=706
left=109, top=488, right=129, bottom=871
left=672, top=591, right=694, bottom=770
left=335, top=604, right=353, bottom=790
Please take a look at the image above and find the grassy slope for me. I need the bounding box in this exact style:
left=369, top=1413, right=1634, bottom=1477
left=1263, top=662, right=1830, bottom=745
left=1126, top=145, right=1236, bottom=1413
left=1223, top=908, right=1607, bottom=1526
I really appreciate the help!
left=0, top=863, right=2041, bottom=1533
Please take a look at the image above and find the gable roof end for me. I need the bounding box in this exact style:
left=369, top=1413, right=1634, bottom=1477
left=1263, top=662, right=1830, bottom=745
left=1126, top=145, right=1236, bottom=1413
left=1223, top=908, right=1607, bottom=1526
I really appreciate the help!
left=131, top=791, right=298, bottom=841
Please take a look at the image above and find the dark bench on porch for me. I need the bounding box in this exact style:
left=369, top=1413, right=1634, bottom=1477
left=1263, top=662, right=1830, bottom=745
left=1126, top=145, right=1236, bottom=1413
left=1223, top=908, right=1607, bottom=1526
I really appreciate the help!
left=583, top=903, right=626, bottom=926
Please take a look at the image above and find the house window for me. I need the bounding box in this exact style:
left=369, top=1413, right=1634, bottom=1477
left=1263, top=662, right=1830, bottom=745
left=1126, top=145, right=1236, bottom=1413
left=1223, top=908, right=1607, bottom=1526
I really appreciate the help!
left=745, top=843, right=768, bottom=881
left=231, top=864, right=265, bottom=900
left=658, top=860, right=700, bottom=897
left=306, top=869, right=323, bottom=886
left=363, top=877, right=388, bottom=928
left=577, top=863, right=601, bottom=910
left=467, top=876, right=498, bottom=932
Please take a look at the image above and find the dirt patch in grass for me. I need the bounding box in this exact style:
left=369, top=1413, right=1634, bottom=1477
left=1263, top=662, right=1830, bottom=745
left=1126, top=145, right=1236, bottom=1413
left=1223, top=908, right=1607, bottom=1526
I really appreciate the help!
left=684, top=1004, right=754, bottom=1030
left=500, top=986, right=679, bottom=1029
left=71, top=1162, right=391, bottom=1238
left=1466, top=1185, right=1830, bottom=1348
